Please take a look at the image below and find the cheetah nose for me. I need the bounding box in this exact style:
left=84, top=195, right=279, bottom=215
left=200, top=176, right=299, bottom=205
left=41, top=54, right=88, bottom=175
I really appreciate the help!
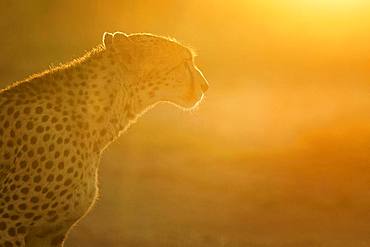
left=201, top=81, right=209, bottom=93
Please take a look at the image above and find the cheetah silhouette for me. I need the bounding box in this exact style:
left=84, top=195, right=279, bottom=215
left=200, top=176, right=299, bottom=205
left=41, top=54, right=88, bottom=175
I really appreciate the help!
left=0, top=32, right=208, bottom=247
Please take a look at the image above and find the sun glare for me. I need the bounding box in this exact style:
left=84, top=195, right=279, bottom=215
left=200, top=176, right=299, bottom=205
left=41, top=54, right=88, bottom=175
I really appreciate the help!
left=284, top=0, right=368, bottom=12
left=258, top=0, right=370, bottom=47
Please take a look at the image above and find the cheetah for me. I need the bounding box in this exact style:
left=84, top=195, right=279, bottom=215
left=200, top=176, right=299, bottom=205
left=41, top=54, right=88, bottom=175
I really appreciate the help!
left=0, top=32, right=208, bottom=247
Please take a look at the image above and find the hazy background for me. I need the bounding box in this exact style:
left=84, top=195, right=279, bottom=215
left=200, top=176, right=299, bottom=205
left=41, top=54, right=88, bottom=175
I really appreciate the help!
left=1, top=0, right=370, bottom=246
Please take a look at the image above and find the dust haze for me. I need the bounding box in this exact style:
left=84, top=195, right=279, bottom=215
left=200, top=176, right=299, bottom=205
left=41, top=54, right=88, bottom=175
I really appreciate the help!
left=0, top=1, right=369, bottom=246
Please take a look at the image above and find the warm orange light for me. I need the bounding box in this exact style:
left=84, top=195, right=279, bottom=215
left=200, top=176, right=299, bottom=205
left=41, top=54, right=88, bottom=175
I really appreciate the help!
left=282, top=0, right=367, bottom=9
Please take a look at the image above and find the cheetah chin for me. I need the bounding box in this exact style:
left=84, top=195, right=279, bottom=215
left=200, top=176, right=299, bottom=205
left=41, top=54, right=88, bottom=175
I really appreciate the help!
left=0, top=31, right=208, bottom=246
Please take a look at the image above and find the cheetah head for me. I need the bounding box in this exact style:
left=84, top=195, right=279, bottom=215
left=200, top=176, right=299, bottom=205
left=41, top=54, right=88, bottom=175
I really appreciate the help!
left=103, top=32, right=209, bottom=110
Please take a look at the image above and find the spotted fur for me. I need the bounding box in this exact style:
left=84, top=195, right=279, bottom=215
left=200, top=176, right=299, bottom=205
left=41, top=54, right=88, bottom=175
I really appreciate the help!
left=0, top=32, right=208, bottom=247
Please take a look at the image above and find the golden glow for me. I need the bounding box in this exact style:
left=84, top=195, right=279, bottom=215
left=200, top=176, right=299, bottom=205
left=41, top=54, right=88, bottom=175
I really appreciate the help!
left=1, top=1, right=370, bottom=246
left=285, top=0, right=367, bottom=9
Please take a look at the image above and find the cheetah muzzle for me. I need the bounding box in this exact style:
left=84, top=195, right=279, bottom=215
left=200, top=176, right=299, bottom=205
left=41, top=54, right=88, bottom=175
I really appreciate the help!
left=0, top=32, right=208, bottom=247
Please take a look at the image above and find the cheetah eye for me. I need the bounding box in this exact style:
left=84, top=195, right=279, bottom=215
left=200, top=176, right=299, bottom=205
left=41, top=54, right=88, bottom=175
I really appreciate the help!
left=184, top=61, right=193, bottom=75
left=185, top=57, right=193, bottom=63
left=184, top=59, right=193, bottom=68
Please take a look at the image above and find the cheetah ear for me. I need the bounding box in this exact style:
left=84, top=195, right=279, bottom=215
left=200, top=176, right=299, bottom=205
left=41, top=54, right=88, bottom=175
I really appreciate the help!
left=103, top=32, right=114, bottom=48
left=111, top=32, right=136, bottom=60
left=112, top=32, right=133, bottom=48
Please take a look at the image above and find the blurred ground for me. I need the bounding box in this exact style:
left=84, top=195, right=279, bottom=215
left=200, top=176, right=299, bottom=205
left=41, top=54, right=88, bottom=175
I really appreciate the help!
left=1, top=1, right=370, bottom=246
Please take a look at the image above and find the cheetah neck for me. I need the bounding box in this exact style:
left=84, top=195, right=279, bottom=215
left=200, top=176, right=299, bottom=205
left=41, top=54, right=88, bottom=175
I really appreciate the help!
left=25, top=46, right=147, bottom=154
left=76, top=47, right=146, bottom=153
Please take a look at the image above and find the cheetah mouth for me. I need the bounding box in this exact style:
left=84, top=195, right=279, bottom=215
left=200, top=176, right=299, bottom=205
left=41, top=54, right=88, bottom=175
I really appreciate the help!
left=183, top=62, right=200, bottom=105
left=182, top=90, right=204, bottom=110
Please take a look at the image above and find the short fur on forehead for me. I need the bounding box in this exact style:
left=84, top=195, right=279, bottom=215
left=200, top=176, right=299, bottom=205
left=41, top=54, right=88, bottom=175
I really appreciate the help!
left=102, top=32, right=197, bottom=57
